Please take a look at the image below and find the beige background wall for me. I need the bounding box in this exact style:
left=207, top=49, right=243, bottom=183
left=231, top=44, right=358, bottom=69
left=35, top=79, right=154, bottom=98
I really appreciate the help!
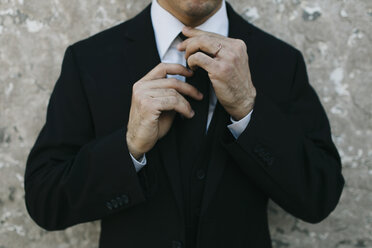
left=0, top=0, right=371, bottom=247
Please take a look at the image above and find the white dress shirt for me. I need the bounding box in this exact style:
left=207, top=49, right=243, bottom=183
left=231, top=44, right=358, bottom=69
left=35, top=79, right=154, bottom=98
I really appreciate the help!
left=130, top=0, right=253, bottom=171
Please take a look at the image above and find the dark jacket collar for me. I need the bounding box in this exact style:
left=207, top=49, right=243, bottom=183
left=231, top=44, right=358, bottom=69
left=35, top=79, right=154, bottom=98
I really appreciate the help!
left=123, top=2, right=254, bottom=42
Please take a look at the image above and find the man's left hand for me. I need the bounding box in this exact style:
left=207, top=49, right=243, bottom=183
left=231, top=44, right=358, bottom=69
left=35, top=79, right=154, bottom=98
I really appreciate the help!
left=177, top=26, right=256, bottom=121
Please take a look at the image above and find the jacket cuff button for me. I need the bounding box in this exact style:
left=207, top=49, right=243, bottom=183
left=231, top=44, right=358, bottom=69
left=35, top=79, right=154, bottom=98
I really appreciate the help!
left=111, top=199, right=118, bottom=209
left=172, top=240, right=183, bottom=248
left=106, top=202, right=113, bottom=210
left=121, top=194, right=129, bottom=205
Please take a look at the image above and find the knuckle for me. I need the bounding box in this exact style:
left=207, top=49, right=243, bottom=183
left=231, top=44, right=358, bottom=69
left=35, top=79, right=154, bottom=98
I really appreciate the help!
left=187, top=55, right=194, bottom=64
left=159, top=62, right=167, bottom=73
left=169, top=88, right=178, bottom=96
left=159, top=62, right=166, bottom=68
left=190, top=52, right=201, bottom=63
left=133, top=89, right=144, bottom=102
left=195, top=51, right=203, bottom=58
left=179, top=96, right=190, bottom=108
left=236, top=39, right=247, bottom=51
left=151, top=102, right=162, bottom=113
left=171, top=77, right=179, bottom=84
left=186, top=101, right=192, bottom=111
left=204, top=55, right=213, bottom=65
left=185, top=104, right=192, bottom=114
left=132, top=81, right=141, bottom=92
left=170, top=96, right=178, bottom=105
left=169, top=78, right=179, bottom=86
left=160, top=98, right=169, bottom=107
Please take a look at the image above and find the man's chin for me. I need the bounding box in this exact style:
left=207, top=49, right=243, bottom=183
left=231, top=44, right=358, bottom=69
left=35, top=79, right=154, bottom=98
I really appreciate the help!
left=182, top=0, right=220, bottom=18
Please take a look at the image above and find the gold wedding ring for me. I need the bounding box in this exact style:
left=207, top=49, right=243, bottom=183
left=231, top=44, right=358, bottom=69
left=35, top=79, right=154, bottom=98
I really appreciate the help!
left=214, top=43, right=222, bottom=57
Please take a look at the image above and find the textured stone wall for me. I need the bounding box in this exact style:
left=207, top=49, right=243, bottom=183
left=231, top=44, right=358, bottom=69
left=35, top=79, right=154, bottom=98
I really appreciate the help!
left=0, top=0, right=371, bottom=247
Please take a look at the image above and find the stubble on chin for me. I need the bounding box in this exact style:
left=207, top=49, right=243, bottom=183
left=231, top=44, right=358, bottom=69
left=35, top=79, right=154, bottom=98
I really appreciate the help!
left=182, top=0, right=221, bottom=18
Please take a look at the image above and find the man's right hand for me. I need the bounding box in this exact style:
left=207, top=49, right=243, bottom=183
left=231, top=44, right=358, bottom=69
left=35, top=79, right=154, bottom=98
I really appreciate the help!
left=126, top=63, right=204, bottom=160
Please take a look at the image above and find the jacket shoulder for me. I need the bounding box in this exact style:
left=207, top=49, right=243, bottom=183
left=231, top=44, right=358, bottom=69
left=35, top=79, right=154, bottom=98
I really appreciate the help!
left=67, top=5, right=151, bottom=62
left=227, top=2, right=300, bottom=58
left=69, top=20, right=132, bottom=56
left=248, top=22, right=301, bottom=59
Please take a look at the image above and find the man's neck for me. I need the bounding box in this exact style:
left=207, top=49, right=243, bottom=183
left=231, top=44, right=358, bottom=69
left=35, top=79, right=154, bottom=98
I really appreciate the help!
left=157, top=0, right=222, bottom=27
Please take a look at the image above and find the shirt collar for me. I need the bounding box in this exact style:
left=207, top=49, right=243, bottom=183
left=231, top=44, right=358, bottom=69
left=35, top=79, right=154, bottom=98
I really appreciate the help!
left=151, top=0, right=229, bottom=60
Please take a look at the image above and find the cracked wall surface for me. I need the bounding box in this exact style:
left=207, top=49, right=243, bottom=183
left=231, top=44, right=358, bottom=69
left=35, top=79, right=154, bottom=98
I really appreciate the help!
left=0, top=0, right=371, bottom=247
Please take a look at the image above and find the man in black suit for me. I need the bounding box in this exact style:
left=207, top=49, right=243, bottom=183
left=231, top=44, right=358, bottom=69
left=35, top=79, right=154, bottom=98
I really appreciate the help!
left=24, top=0, right=344, bottom=247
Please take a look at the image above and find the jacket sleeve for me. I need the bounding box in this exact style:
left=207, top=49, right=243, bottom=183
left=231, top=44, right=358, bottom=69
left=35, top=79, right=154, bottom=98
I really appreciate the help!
left=221, top=50, right=344, bottom=223
left=24, top=46, right=147, bottom=231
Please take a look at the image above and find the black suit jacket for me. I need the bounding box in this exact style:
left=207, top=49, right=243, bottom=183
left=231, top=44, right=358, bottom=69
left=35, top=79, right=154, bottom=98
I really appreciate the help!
left=25, top=3, right=344, bottom=248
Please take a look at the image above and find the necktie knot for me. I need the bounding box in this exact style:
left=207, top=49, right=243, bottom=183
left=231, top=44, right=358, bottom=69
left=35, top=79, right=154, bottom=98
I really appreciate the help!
left=178, top=32, right=187, bottom=41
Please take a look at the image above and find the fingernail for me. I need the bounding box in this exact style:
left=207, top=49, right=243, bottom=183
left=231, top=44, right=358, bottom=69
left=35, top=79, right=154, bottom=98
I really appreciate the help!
left=199, top=92, right=203, bottom=98
left=183, top=26, right=190, bottom=31
left=191, top=110, right=195, bottom=117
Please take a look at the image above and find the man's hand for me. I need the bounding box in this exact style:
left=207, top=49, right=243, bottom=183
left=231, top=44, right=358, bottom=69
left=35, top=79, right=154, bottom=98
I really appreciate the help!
left=126, top=63, right=204, bottom=160
left=177, top=26, right=256, bottom=121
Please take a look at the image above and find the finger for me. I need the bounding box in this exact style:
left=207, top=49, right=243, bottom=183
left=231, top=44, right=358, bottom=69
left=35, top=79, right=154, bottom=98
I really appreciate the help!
left=179, top=36, right=224, bottom=60
left=187, top=52, right=217, bottom=72
left=181, top=26, right=216, bottom=38
left=154, top=95, right=195, bottom=118
left=141, top=63, right=193, bottom=81
left=144, top=88, right=202, bottom=101
left=143, top=78, right=203, bottom=100
left=178, top=27, right=222, bottom=50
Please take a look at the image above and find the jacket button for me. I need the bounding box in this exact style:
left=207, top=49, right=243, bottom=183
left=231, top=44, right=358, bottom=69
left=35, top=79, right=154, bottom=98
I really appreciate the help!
left=196, top=169, right=206, bottom=180
left=266, top=157, right=274, bottom=166
left=116, top=197, right=123, bottom=207
left=172, top=240, right=183, bottom=248
left=263, top=153, right=271, bottom=160
left=121, top=194, right=129, bottom=205
left=111, top=199, right=118, bottom=209
left=106, top=202, right=113, bottom=210
left=253, top=144, right=264, bottom=154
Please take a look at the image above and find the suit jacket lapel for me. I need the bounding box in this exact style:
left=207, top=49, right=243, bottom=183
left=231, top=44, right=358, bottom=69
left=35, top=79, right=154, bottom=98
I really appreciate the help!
left=199, top=2, right=255, bottom=217
left=123, top=4, right=185, bottom=220
left=122, top=4, right=161, bottom=83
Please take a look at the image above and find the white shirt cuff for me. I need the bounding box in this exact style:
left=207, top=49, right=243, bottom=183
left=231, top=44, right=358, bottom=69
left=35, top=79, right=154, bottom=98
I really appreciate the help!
left=129, top=152, right=147, bottom=172
left=227, top=109, right=253, bottom=139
